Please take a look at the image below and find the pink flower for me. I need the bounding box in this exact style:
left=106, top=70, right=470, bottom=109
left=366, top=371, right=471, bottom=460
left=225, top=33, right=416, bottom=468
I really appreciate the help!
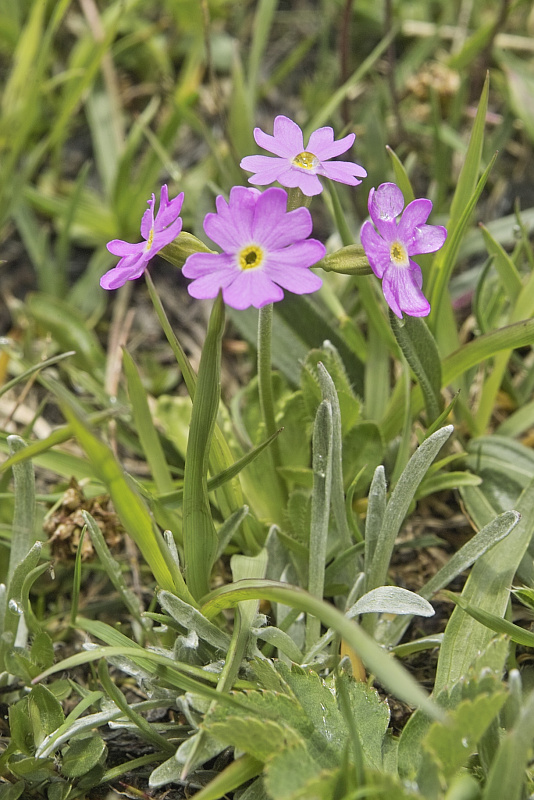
left=360, top=182, right=447, bottom=318
left=101, top=185, right=184, bottom=290
left=182, top=186, right=325, bottom=309
left=240, top=115, right=367, bottom=197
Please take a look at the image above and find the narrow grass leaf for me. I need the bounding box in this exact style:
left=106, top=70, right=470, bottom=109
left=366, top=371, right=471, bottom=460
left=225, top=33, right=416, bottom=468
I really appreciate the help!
left=82, top=511, right=145, bottom=627
left=479, top=223, right=522, bottom=301
left=306, top=399, right=333, bottom=650
left=449, top=74, right=489, bottom=230
left=6, top=436, right=36, bottom=584
left=122, top=348, right=174, bottom=495
left=183, top=294, right=224, bottom=600
left=189, top=755, right=264, bottom=800
left=366, top=426, right=453, bottom=594
left=443, top=591, right=534, bottom=648
left=317, top=363, right=351, bottom=548
left=97, top=660, right=175, bottom=754
left=429, top=153, right=497, bottom=339
left=247, top=0, right=279, bottom=106
left=61, top=405, right=192, bottom=601
left=386, top=146, right=415, bottom=203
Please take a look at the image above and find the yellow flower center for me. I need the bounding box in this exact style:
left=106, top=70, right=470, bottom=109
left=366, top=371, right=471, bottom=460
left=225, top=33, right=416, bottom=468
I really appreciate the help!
left=239, top=244, right=264, bottom=271
left=145, top=228, right=155, bottom=251
left=292, top=151, right=319, bottom=170
left=390, top=240, right=409, bottom=267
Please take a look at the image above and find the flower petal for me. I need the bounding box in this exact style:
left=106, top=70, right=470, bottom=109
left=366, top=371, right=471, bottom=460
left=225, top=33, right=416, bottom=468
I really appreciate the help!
left=396, top=198, right=432, bottom=241
left=382, top=262, right=430, bottom=318
left=186, top=267, right=238, bottom=301
left=265, top=239, right=326, bottom=270
left=151, top=216, right=183, bottom=251
left=256, top=205, right=313, bottom=250
left=240, top=155, right=290, bottom=185
left=100, top=253, right=150, bottom=289
left=307, top=128, right=355, bottom=160
left=369, top=183, right=404, bottom=220
left=318, top=159, right=367, bottom=185
left=263, top=261, right=323, bottom=295
left=182, top=252, right=235, bottom=279
left=140, top=196, right=155, bottom=240
left=408, top=223, right=448, bottom=255
left=204, top=187, right=256, bottom=250
left=251, top=115, right=304, bottom=158
left=223, top=270, right=285, bottom=309
left=360, top=221, right=391, bottom=279
left=284, top=170, right=323, bottom=196
left=272, top=115, right=304, bottom=154
left=155, top=187, right=184, bottom=230
left=107, top=239, right=146, bottom=257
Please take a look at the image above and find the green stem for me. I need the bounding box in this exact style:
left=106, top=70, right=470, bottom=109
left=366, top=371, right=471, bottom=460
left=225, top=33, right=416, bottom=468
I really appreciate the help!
left=257, top=304, right=283, bottom=476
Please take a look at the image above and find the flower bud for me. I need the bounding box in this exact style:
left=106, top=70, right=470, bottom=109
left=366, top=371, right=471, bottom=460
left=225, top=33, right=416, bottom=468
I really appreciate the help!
left=317, top=244, right=372, bottom=276
left=160, top=232, right=213, bottom=269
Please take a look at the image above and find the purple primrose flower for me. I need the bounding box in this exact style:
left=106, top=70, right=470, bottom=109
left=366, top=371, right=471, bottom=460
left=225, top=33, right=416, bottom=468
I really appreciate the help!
left=240, top=115, right=367, bottom=197
left=101, top=185, right=184, bottom=290
left=182, top=186, right=325, bottom=309
left=360, top=182, right=447, bottom=318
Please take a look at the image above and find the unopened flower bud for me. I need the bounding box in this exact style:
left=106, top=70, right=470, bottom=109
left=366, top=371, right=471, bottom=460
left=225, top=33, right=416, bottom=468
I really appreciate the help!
left=317, top=244, right=372, bottom=276
left=160, top=232, right=213, bottom=269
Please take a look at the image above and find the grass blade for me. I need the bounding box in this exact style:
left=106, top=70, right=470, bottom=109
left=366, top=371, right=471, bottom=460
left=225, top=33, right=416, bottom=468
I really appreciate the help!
left=182, top=294, right=224, bottom=600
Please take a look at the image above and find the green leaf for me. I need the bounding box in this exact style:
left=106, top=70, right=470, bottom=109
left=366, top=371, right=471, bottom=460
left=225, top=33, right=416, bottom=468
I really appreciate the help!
left=444, top=591, right=534, bottom=648
left=60, top=404, right=191, bottom=601
left=307, top=399, right=333, bottom=649
left=389, top=313, right=442, bottom=422
left=28, top=685, right=65, bottom=748
left=423, top=693, right=507, bottom=782
left=365, top=426, right=453, bottom=594
left=479, top=223, right=522, bottom=301
left=201, top=580, right=442, bottom=719
left=188, top=754, right=264, bottom=800
left=6, top=435, right=36, bottom=586
left=122, top=349, right=174, bottom=495
left=483, top=689, right=534, bottom=800
left=351, top=587, right=434, bottom=617
left=435, top=477, right=534, bottom=692
left=183, top=294, right=225, bottom=599
left=61, top=735, right=106, bottom=778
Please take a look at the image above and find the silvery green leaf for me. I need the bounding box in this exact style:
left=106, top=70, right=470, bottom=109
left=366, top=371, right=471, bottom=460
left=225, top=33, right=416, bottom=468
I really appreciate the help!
left=349, top=587, right=434, bottom=617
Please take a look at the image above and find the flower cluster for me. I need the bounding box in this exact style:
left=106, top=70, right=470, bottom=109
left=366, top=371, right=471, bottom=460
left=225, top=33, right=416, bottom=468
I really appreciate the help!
left=101, top=116, right=446, bottom=317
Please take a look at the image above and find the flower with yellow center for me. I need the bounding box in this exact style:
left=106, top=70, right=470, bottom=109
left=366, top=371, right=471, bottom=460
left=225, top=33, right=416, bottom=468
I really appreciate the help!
left=240, top=115, right=366, bottom=197
left=183, top=186, right=326, bottom=310
left=102, top=185, right=184, bottom=290
left=360, top=182, right=447, bottom=318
